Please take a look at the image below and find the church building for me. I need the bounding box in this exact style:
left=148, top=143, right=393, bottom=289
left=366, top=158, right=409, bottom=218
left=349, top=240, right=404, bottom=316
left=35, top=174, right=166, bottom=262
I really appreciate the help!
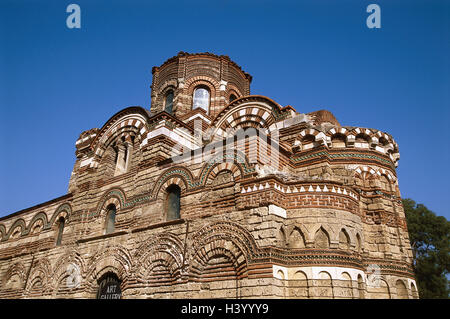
left=0, top=52, right=418, bottom=299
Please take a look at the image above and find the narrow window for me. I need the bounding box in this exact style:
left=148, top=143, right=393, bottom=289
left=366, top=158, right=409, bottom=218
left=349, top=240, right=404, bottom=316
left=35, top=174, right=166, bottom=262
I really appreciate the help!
left=164, top=91, right=174, bottom=114
left=229, top=94, right=237, bottom=103
left=105, top=205, right=116, bottom=234
left=56, top=217, right=65, bottom=246
left=166, top=185, right=181, bottom=221
left=192, top=87, right=210, bottom=113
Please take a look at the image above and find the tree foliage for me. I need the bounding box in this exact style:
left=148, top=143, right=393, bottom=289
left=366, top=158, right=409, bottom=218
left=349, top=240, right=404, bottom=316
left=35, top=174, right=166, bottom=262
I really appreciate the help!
left=403, top=198, right=450, bottom=298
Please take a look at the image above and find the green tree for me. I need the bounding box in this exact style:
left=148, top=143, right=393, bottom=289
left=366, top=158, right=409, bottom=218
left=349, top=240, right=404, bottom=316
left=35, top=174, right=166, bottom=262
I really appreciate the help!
left=403, top=198, right=450, bottom=298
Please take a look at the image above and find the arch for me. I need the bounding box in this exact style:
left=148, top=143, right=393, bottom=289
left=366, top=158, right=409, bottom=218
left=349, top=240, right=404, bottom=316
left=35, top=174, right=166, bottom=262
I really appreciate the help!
left=190, top=236, right=248, bottom=298
left=24, top=258, right=52, bottom=297
left=355, top=233, right=362, bottom=253
left=26, top=212, right=49, bottom=235
left=338, top=229, right=351, bottom=250
left=48, top=203, right=72, bottom=229
left=190, top=221, right=258, bottom=283
left=357, top=274, right=365, bottom=299
left=278, top=226, right=287, bottom=247
left=367, top=278, right=391, bottom=299
left=293, top=271, right=308, bottom=281
left=153, top=166, right=192, bottom=200
left=96, top=272, right=122, bottom=299
left=229, top=93, right=238, bottom=103
left=277, top=269, right=286, bottom=280
left=330, top=133, right=347, bottom=148
left=6, top=218, right=26, bottom=240
left=51, top=251, right=85, bottom=296
left=90, top=107, right=150, bottom=166
left=317, top=271, right=334, bottom=299
left=201, top=161, right=243, bottom=187
left=314, top=227, right=330, bottom=249
left=288, top=226, right=306, bottom=249
left=298, top=128, right=327, bottom=150
left=134, top=233, right=185, bottom=285
left=197, top=150, right=252, bottom=187
left=3, top=262, right=26, bottom=290
left=209, top=95, right=295, bottom=139
left=336, top=272, right=353, bottom=299
left=291, top=270, right=309, bottom=298
left=185, top=78, right=218, bottom=114
left=226, top=84, right=243, bottom=103
left=157, top=82, right=177, bottom=113
left=192, top=86, right=211, bottom=113
left=85, top=245, right=132, bottom=296
left=94, top=188, right=126, bottom=218
left=354, top=133, right=371, bottom=149
left=164, top=89, right=175, bottom=114
left=185, top=77, right=220, bottom=96
left=395, top=279, right=409, bottom=299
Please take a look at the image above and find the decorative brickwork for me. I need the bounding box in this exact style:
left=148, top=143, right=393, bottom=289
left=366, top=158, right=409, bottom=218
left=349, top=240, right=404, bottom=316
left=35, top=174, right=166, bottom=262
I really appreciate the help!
left=0, top=53, right=416, bottom=299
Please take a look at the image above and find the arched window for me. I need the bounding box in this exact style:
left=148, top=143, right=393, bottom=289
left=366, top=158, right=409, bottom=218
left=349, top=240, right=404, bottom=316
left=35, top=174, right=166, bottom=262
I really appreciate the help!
left=229, top=94, right=237, bottom=103
left=164, top=90, right=174, bottom=114
left=56, top=217, right=65, bottom=246
left=192, top=87, right=210, bottom=113
left=166, top=184, right=181, bottom=221
left=105, top=205, right=116, bottom=234
left=97, top=272, right=121, bottom=299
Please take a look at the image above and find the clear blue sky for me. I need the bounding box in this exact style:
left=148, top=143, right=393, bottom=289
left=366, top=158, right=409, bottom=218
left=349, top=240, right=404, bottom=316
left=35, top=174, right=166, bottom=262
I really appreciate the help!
left=0, top=0, right=449, bottom=219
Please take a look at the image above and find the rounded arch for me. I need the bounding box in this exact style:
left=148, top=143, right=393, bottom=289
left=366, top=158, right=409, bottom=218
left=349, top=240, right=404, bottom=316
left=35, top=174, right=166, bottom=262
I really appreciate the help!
left=330, top=133, right=347, bottom=148
left=26, top=212, right=49, bottom=235
left=298, top=128, right=327, bottom=149
left=51, top=251, right=85, bottom=296
left=317, top=271, right=334, bottom=298
left=153, top=166, right=192, bottom=200
left=209, top=95, right=295, bottom=139
left=90, top=108, right=150, bottom=166
left=185, top=77, right=220, bottom=96
left=202, top=162, right=242, bottom=187
left=24, top=258, right=52, bottom=297
left=367, top=277, right=391, bottom=299
left=94, top=188, right=127, bottom=218
left=190, top=221, right=258, bottom=281
left=186, top=78, right=218, bottom=114
left=355, top=232, right=363, bottom=253
left=395, top=279, right=409, bottom=299
left=3, top=262, right=26, bottom=290
left=85, top=245, right=132, bottom=296
left=6, top=218, right=26, bottom=240
left=49, top=203, right=72, bottom=229
left=157, top=80, right=178, bottom=112
left=134, top=233, right=185, bottom=285
left=197, top=150, right=252, bottom=187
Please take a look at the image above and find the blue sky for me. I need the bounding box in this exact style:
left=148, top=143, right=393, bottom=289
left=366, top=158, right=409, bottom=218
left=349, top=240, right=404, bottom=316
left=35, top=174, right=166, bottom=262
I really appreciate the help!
left=0, top=0, right=449, bottom=219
